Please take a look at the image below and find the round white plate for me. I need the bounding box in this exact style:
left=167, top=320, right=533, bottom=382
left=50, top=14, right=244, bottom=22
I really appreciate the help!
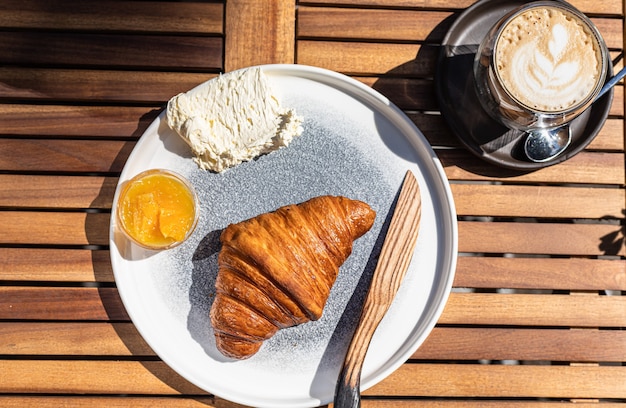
left=110, top=64, right=457, bottom=408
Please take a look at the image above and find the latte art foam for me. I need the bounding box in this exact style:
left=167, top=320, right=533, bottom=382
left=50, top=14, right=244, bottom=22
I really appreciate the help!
left=495, top=6, right=602, bottom=112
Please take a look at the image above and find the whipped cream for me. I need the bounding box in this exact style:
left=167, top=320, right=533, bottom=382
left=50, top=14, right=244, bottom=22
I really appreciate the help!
left=166, top=67, right=303, bottom=172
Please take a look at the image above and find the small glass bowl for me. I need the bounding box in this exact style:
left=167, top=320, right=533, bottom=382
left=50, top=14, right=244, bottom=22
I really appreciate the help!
left=116, top=169, right=199, bottom=251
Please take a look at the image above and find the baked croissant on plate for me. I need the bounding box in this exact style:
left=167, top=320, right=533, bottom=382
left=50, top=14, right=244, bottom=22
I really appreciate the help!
left=210, top=195, right=376, bottom=359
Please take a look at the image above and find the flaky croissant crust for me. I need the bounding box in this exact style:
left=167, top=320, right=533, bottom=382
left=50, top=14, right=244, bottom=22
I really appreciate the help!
left=209, top=195, right=376, bottom=359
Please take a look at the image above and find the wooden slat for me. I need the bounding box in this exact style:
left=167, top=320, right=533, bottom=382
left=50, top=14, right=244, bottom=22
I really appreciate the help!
left=4, top=247, right=625, bottom=291
left=3, top=288, right=625, bottom=327
left=299, top=42, right=624, bottom=104
left=359, top=403, right=626, bottom=408
left=458, top=221, right=626, bottom=256
left=2, top=213, right=623, bottom=255
left=0, top=287, right=128, bottom=321
left=416, top=327, right=626, bottom=362
left=6, top=180, right=623, bottom=222
left=0, top=175, right=117, bottom=209
left=586, top=117, right=625, bottom=151
left=0, top=398, right=623, bottom=408
left=3, top=323, right=626, bottom=363
left=452, top=184, right=624, bottom=218
left=0, top=360, right=206, bottom=395
left=363, top=76, right=442, bottom=111
left=1, top=142, right=621, bottom=184
left=2, top=213, right=622, bottom=254
left=367, top=363, right=626, bottom=399
left=363, top=403, right=626, bottom=408
left=0, top=140, right=133, bottom=173
left=2, top=399, right=619, bottom=408
left=454, top=257, right=626, bottom=291
left=0, top=397, right=223, bottom=408
left=224, top=0, right=295, bottom=71
left=0, top=102, right=620, bottom=148
left=298, top=8, right=453, bottom=42
left=1, top=211, right=110, bottom=246
left=0, top=248, right=113, bottom=282
left=440, top=293, right=626, bottom=327
left=298, top=8, right=622, bottom=49
left=0, top=32, right=222, bottom=70
left=303, top=42, right=622, bottom=112
left=3, top=360, right=624, bottom=399
left=0, top=322, right=153, bottom=356
left=0, top=68, right=215, bottom=103
left=441, top=151, right=625, bottom=185
left=0, top=0, right=224, bottom=33
left=297, top=40, right=436, bottom=76
left=0, top=105, right=160, bottom=137
left=300, top=0, right=623, bottom=15
left=2, top=170, right=623, bottom=220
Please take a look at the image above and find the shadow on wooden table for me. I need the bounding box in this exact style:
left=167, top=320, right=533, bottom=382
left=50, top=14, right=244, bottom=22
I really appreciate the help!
left=599, top=210, right=626, bottom=256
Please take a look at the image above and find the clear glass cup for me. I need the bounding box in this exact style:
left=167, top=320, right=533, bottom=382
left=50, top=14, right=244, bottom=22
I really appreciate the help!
left=473, top=0, right=609, bottom=132
left=116, top=169, right=199, bottom=251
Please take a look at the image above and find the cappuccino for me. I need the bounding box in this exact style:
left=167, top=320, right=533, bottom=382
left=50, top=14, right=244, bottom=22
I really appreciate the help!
left=495, top=5, right=603, bottom=112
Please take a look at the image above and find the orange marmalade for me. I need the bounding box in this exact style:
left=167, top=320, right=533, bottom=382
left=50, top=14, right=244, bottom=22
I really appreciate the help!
left=117, top=169, right=198, bottom=250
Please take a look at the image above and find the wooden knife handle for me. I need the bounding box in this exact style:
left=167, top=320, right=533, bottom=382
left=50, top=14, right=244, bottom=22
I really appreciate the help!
left=334, top=170, right=422, bottom=408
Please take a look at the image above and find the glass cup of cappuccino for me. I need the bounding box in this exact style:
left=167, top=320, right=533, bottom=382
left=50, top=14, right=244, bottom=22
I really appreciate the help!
left=474, top=1, right=609, bottom=132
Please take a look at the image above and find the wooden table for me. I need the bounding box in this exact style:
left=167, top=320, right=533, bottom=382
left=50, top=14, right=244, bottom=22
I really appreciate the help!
left=1, top=0, right=625, bottom=407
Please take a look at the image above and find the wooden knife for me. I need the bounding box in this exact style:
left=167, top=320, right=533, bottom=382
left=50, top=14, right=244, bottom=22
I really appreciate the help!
left=334, top=169, right=422, bottom=408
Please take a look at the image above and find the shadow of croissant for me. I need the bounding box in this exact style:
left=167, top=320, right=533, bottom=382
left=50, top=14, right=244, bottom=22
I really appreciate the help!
left=188, top=229, right=224, bottom=361
left=310, top=178, right=400, bottom=400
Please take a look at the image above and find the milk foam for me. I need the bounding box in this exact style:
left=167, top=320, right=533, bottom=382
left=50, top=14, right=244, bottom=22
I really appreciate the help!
left=495, top=6, right=602, bottom=112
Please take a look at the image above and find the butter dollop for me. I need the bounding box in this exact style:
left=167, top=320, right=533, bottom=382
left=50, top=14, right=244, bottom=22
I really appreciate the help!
left=166, top=67, right=303, bottom=172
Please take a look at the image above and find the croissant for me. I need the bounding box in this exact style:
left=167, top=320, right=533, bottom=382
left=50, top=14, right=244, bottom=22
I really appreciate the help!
left=209, top=195, right=376, bottom=359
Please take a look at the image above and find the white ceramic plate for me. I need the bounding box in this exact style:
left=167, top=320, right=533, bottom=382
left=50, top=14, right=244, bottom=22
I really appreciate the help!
left=110, top=64, right=457, bottom=408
